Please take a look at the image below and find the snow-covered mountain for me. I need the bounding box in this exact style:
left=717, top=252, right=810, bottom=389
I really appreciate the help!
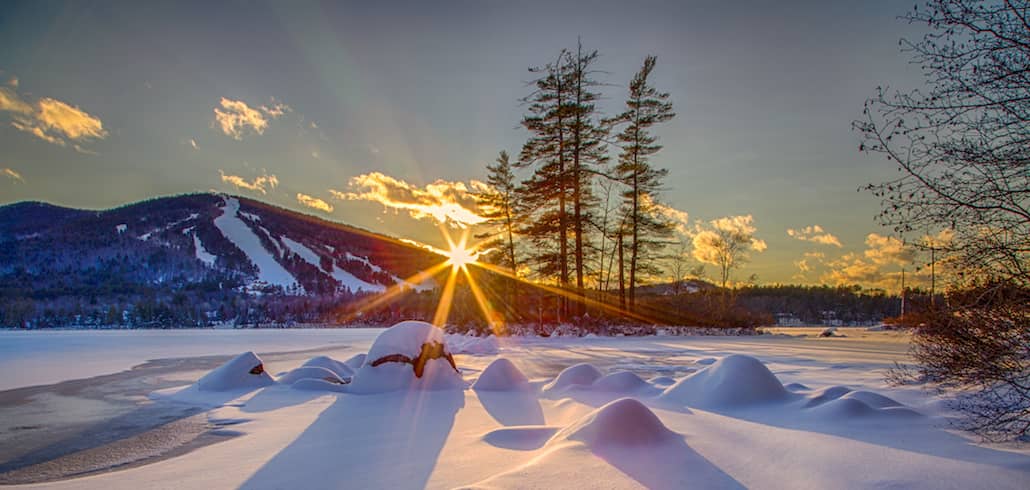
left=0, top=193, right=440, bottom=303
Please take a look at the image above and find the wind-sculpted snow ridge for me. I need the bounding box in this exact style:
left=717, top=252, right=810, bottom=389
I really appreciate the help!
left=472, top=358, right=531, bottom=391
left=301, top=355, right=354, bottom=378
left=550, top=397, right=678, bottom=447
left=802, top=386, right=922, bottom=420
left=659, top=354, right=792, bottom=409
left=542, top=363, right=603, bottom=393
left=344, top=321, right=465, bottom=394
left=196, top=352, right=275, bottom=392
left=276, top=366, right=346, bottom=385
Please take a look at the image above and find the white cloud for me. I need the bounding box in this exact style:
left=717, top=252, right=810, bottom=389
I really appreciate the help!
left=212, top=97, right=290, bottom=140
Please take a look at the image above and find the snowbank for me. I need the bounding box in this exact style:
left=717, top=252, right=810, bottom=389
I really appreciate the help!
left=660, top=354, right=791, bottom=409
left=589, top=371, right=650, bottom=393
left=472, top=358, right=530, bottom=391
left=343, top=353, right=367, bottom=369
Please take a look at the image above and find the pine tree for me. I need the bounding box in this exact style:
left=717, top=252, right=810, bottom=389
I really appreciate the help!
left=475, top=151, right=519, bottom=273
left=518, top=50, right=574, bottom=319
left=610, top=55, right=676, bottom=311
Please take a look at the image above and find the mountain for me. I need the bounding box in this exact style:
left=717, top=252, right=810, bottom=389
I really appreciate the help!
left=0, top=193, right=444, bottom=328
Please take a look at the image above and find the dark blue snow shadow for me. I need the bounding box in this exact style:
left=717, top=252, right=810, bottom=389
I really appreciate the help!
left=240, top=388, right=464, bottom=490
left=590, top=436, right=745, bottom=489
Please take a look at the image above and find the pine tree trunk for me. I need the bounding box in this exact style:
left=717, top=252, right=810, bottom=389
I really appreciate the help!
left=618, top=231, right=626, bottom=310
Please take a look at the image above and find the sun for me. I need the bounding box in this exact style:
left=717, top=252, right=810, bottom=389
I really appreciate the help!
left=445, top=244, right=478, bottom=269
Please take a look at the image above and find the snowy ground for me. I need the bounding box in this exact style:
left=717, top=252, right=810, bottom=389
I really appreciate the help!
left=0, top=327, right=1028, bottom=489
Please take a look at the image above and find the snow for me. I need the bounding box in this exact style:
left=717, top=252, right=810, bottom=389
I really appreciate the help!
left=344, top=321, right=465, bottom=394
left=365, top=320, right=447, bottom=362
left=213, top=197, right=300, bottom=291
left=114, top=224, right=126, bottom=234
left=194, top=351, right=273, bottom=391
left=280, top=236, right=321, bottom=268
left=659, top=354, right=793, bottom=409
left=445, top=333, right=500, bottom=355
left=3, top=328, right=1029, bottom=489
left=192, top=233, right=216, bottom=267
left=542, top=362, right=603, bottom=393
left=275, top=366, right=344, bottom=385
left=299, top=355, right=354, bottom=378
left=471, top=358, right=530, bottom=391
left=330, top=264, right=384, bottom=293
left=589, top=371, right=651, bottom=393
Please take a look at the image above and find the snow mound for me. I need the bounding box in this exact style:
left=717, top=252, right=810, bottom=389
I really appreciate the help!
left=808, top=397, right=923, bottom=420
left=277, top=366, right=345, bottom=385
left=343, top=353, right=367, bottom=369
left=301, top=355, right=354, bottom=378
left=344, top=321, right=464, bottom=394
left=292, top=378, right=347, bottom=393
left=804, top=385, right=853, bottom=408
left=590, top=371, right=649, bottom=393
left=446, top=334, right=500, bottom=355
left=550, top=398, right=678, bottom=447
left=542, top=363, right=603, bottom=392
left=195, top=352, right=274, bottom=392
left=695, top=358, right=717, bottom=365
left=785, top=382, right=810, bottom=391
left=659, top=354, right=790, bottom=408
left=842, top=390, right=903, bottom=408
left=365, top=321, right=447, bottom=361
left=472, top=358, right=530, bottom=391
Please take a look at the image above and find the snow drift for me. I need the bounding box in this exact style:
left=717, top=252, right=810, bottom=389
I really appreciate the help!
left=472, top=358, right=531, bottom=391
left=277, top=366, right=345, bottom=385
left=589, top=371, right=650, bottom=393
left=659, top=354, right=791, bottom=409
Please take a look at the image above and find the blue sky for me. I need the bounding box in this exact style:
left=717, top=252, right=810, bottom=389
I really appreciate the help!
left=0, top=0, right=930, bottom=288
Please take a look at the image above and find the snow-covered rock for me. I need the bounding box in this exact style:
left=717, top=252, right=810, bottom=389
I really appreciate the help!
left=345, top=321, right=464, bottom=394
left=301, top=355, right=354, bottom=378
left=550, top=397, right=678, bottom=447
left=660, top=354, right=791, bottom=409
left=472, top=358, right=530, bottom=391
left=542, top=363, right=603, bottom=393
left=195, top=352, right=274, bottom=392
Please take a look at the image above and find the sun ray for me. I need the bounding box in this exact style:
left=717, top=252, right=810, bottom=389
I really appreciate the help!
left=432, top=264, right=460, bottom=326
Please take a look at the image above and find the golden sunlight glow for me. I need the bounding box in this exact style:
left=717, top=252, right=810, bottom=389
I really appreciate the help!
left=441, top=228, right=479, bottom=270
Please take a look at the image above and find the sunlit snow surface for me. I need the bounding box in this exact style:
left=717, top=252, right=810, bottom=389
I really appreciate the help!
left=1, top=328, right=1028, bottom=489
left=213, top=197, right=300, bottom=291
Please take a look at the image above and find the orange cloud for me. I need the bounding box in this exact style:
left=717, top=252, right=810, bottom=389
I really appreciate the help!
left=2, top=167, right=24, bottom=183
left=821, top=234, right=920, bottom=290
left=787, top=225, right=842, bottom=247
left=212, top=97, right=290, bottom=140
left=296, top=193, right=334, bottom=213
left=219, top=170, right=279, bottom=194
left=330, top=172, right=487, bottom=228
left=691, top=214, right=767, bottom=265
left=1, top=83, right=107, bottom=150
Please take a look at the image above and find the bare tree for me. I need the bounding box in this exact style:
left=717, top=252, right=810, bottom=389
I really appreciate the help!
left=691, top=216, right=766, bottom=289
left=859, top=0, right=1030, bottom=439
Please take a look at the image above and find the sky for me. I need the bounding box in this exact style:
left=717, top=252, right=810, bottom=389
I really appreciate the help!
left=0, top=0, right=934, bottom=290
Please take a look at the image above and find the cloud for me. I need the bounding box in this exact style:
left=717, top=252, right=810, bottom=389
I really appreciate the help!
left=1, top=84, right=107, bottom=149
left=212, top=97, right=290, bottom=140
left=330, top=172, right=487, bottom=228
left=219, top=170, right=279, bottom=194
left=296, top=193, right=334, bottom=213
left=787, top=225, right=842, bottom=247
left=641, top=194, right=690, bottom=236
left=821, top=234, right=919, bottom=290
left=691, top=214, right=767, bottom=266
left=2, top=167, right=24, bottom=183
